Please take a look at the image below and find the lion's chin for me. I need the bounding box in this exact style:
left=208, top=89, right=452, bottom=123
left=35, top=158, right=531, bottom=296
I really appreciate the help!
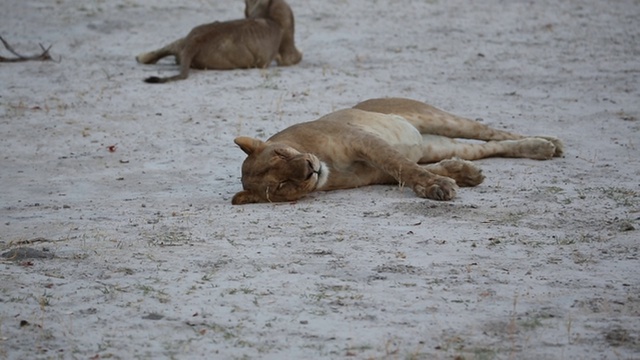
left=314, top=162, right=329, bottom=190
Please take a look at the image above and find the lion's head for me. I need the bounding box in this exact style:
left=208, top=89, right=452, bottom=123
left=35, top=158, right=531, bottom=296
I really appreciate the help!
left=232, top=137, right=329, bottom=205
left=244, top=0, right=302, bottom=66
left=244, top=0, right=270, bottom=18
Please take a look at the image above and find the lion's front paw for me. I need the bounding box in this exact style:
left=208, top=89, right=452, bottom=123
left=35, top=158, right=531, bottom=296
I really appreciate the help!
left=413, top=176, right=458, bottom=201
left=436, top=158, right=485, bottom=187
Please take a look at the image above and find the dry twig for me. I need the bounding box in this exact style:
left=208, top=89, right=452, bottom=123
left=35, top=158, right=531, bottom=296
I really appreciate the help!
left=0, top=36, right=54, bottom=62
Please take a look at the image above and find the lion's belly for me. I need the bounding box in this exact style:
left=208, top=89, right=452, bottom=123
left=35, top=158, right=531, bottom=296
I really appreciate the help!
left=192, top=44, right=277, bottom=69
left=190, top=21, right=281, bottom=70
left=351, top=114, right=424, bottom=162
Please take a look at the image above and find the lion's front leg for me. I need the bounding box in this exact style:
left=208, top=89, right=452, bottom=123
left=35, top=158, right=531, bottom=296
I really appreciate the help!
left=353, top=136, right=459, bottom=200
left=423, top=158, right=485, bottom=187
left=370, top=147, right=458, bottom=200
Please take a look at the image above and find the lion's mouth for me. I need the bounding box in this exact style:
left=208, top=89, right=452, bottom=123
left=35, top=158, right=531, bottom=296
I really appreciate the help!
left=313, top=162, right=329, bottom=190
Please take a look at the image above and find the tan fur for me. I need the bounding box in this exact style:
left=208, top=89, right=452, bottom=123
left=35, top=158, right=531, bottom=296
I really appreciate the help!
left=232, top=98, right=564, bottom=205
left=136, top=0, right=301, bottom=83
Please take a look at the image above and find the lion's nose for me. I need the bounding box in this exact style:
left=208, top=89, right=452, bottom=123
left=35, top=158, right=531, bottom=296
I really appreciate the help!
left=305, top=159, right=318, bottom=179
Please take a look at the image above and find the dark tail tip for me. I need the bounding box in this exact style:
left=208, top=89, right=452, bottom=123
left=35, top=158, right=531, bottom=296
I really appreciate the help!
left=144, top=76, right=164, bottom=84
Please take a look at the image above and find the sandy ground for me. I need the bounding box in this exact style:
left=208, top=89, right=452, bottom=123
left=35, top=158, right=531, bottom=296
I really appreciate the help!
left=1, top=0, right=639, bottom=359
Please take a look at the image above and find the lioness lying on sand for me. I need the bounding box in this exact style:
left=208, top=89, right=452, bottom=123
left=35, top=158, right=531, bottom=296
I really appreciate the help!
left=232, top=98, right=563, bottom=205
left=136, top=0, right=301, bottom=83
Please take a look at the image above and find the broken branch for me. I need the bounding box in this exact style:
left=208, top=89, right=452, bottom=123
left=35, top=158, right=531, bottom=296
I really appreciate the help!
left=0, top=36, right=54, bottom=62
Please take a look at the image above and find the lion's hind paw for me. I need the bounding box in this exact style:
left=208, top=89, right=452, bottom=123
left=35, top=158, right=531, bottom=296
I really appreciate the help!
left=534, top=136, right=564, bottom=157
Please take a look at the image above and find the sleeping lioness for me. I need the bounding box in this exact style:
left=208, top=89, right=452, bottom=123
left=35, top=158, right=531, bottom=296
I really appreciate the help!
left=135, top=0, right=301, bottom=83
left=232, top=98, right=563, bottom=205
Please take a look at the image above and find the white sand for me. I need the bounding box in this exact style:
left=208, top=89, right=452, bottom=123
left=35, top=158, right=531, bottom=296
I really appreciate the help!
left=1, top=0, right=638, bottom=358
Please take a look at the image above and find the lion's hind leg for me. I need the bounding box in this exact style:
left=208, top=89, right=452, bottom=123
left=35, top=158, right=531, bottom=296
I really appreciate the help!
left=354, top=98, right=525, bottom=141
left=136, top=38, right=184, bottom=65
left=418, top=135, right=559, bottom=162
left=141, top=43, right=196, bottom=83
left=505, top=138, right=558, bottom=160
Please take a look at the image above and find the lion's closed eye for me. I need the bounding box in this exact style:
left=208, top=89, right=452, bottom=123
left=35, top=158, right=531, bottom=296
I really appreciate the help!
left=274, top=148, right=298, bottom=160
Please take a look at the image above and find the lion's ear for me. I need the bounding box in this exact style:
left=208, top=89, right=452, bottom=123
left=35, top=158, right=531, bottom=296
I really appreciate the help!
left=234, top=137, right=265, bottom=155
left=232, top=190, right=263, bottom=205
